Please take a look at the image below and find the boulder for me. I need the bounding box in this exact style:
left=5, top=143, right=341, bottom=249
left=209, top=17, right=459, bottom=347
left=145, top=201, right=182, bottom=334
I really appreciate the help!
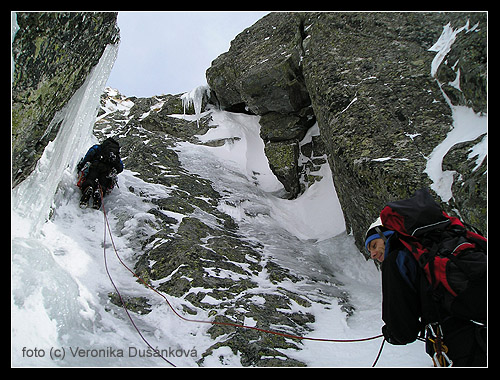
left=206, top=12, right=309, bottom=115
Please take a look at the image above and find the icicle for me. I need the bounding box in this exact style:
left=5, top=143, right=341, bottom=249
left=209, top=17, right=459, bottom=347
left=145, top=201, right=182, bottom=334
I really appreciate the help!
left=181, top=85, right=210, bottom=127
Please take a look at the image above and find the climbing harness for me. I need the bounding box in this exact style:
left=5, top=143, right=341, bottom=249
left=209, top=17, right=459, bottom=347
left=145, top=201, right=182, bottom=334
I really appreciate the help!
left=98, top=186, right=385, bottom=367
left=426, top=323, right=453, bottom=367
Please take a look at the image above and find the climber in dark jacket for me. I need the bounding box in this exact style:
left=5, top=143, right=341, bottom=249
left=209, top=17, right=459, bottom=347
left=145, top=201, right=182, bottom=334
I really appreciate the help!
left=77, top=137, right=123, bottom=209
left=365, top=218, right=486, bottom=367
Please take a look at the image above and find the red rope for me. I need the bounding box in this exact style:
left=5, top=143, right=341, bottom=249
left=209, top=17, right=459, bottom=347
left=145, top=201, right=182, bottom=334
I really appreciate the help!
left=101, top=186, right=176, bottom=366
left=99, top=185, right=384, bottom=366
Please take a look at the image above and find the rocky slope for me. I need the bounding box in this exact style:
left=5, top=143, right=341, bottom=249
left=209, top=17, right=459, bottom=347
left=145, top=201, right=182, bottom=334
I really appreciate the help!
left=93, top=88, right=352, bottom=366
left=206, top=12, right=487, bottom=253
left=12, top=12, right=120, bottom=187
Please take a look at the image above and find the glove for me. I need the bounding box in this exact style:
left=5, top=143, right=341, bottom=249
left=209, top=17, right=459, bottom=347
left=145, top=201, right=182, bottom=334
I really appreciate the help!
left=382, top=325, right=405, bottom=345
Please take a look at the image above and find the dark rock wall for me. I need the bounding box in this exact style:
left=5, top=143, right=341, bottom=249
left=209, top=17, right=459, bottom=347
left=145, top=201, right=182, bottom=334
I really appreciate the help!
left=12, top=12, right=120, bottom=187
left=206, top=12, right=487, bottom=253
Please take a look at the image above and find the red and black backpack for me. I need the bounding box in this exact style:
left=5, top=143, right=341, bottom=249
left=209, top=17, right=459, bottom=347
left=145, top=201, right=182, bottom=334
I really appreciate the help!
left=380, top=189, right=487, bottom=322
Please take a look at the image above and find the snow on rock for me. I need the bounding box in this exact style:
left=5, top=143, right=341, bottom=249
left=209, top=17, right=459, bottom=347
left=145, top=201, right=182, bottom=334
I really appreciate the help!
left=12, top=15, right=487, bottom=368
left=425, top=104, right=487, bottom=202
left=268, top=163, right=345, bottom=241
left=98, top=87, right=135, bottom=120
left=18, top=15, right=491, bottom=364
left=428, top=19, right=479, bottom=78
left=12, top=86, right=431, bottom=366
left=193, top=109, right=283, bottom=193
left=426, top=18, right=487, bottom=203
left=184, top=109, right=345, bottom=242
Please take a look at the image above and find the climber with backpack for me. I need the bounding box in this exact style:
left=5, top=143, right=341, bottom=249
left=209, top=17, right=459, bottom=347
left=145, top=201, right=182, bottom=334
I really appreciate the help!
left=365, top=189, right=486, bottom=367
left=76, top=137, right=123, bottom=209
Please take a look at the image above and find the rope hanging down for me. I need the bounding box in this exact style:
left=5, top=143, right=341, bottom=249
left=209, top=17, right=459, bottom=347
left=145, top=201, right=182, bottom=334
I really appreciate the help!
left=99, top=185, right=384, bottom=367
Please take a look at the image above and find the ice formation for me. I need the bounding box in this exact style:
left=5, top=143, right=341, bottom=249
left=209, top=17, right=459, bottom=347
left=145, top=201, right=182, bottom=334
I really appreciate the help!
left=12, top=44, right=119, bottom=236
left=181, top=85, right=210, bottom=127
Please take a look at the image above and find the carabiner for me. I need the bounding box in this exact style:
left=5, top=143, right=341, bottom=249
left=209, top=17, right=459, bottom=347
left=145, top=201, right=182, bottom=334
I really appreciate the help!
left=433, top=350, right=453, bottom=367
left=426, top=323, right=453, bottom=367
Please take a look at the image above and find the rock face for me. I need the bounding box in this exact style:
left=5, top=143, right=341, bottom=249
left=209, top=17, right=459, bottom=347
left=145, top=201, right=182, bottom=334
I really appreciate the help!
left=12, top=12, right=119, bottom=187
left=206, top=12, right=487, bottom=253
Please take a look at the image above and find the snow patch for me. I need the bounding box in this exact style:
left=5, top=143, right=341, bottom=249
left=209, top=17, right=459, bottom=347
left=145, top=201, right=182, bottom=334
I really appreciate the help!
left=425, top=105, right=487, bottom=202
left=181, top=109, right=345, bottom=241
left=193, top=109, right=283, bottom=193
left=425, top=19, right=487, bottom=203
left=429, top=20, right=470, bottom=77
left=269, top=164, right=345, bottom=241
